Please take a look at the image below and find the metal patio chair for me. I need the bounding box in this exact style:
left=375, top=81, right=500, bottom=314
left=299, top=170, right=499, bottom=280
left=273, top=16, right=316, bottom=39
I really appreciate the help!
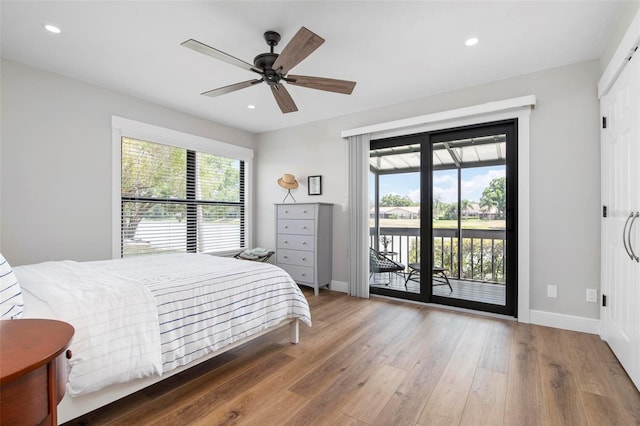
left=369, top=247, right=405, bottom=285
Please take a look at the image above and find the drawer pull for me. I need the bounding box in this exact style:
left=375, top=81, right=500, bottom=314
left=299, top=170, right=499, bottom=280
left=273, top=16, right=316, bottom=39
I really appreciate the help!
left=284, top=240, right=288, bottom=243
left=284, top=225, right=288, bottom=229
left=303, top=210, right=307, bottom=213
left=66, top=350, right=73, bottom=359
left=302, top=257, right=307, bottom=261
left=284, top=210, right=289, bottom=213
left=302, top=226, right=307, bottom=229
left=302, top=273, right=306, bottom=276
left=283, top=256, right=288, bottom=259
left=302, top=242, right=307, bottom=245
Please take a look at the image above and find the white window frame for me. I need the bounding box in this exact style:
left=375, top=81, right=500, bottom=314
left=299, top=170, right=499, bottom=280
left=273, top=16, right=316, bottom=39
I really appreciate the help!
left=111, top=116, right=254, bottom=259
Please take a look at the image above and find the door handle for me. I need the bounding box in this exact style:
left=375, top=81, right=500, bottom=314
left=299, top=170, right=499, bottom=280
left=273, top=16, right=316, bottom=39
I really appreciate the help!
left=623, top=212, right=634, bottom=260
left=628, top=212, right=639, bottom=263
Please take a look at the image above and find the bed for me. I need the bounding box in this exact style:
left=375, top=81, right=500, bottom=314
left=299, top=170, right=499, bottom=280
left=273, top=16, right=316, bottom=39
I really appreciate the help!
left=11, top=253, right=311, bottom=424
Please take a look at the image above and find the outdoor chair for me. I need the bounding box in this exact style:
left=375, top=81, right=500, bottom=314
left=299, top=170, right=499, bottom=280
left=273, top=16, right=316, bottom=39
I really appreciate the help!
left=405, top=263, right=453, bottom=291
left=370, top=247, right=405, bottom=285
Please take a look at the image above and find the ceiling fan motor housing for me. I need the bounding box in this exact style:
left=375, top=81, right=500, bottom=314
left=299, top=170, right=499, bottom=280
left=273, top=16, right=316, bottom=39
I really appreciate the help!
left=254, top=52, right=282, bottom=85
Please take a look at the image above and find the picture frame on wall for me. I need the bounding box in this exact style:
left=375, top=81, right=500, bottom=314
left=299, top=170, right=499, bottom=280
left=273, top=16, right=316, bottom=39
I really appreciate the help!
left=308, top=175, right=322, bottom=195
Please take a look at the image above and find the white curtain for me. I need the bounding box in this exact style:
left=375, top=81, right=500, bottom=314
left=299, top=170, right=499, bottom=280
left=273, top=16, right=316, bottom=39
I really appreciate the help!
left=347, top=134, right=370, bottom=298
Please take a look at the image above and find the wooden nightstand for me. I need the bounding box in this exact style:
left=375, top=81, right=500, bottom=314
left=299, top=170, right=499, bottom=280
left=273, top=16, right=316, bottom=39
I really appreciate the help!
left=0, top=319, right=74, bottom=426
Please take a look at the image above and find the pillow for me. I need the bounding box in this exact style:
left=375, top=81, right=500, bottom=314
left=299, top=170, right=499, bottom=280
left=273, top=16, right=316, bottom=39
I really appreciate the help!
left=0, top=252, right=24, bottom=319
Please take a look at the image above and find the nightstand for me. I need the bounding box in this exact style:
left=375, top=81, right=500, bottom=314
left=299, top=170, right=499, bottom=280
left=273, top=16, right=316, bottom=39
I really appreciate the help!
left=0, top=319, right=74, bottom=426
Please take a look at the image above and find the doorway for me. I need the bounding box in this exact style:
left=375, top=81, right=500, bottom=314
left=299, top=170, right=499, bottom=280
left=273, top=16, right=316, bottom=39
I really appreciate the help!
left=369, top=120, right=518, bottom=316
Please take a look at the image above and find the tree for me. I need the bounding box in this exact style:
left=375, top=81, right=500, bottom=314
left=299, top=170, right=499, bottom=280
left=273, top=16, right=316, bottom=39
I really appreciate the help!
left=121, top=138, right=186, bottom=241
left=433, top=195, right=442, bottom=220
left=441, top=202, right=458, bottom=220
left=121, top=138, right=241, bottom=241
left=460, top=199, right=472, bottom=219
left=479, top=177, right=506, bottom=218
left=379, top=193, right=417, bottom=207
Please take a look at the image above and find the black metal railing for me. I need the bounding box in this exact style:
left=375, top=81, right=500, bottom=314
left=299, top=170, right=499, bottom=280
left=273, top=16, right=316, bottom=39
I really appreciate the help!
left=370, top=227, right=506, bottom=284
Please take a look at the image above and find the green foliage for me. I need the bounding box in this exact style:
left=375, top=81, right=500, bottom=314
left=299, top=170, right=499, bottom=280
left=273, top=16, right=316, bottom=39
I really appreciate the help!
left=479, top=177, right=506, bottom=217
left=121, top=137, right=241, bottom=241
left=433, top=237, right=505, bottom=283
left=380, top=193, right=417, bottom=207
left=407, top=235, right=505, bottom=283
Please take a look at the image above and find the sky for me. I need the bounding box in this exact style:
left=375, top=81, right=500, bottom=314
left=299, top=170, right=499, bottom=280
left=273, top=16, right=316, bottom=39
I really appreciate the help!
left=370, top=165, right=506, bottom=204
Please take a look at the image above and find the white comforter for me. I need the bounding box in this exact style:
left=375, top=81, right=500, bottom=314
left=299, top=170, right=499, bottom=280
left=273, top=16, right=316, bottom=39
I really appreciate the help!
left=15, top=253, right=311, bottom=397
left=15, top=260, right=162, bottom=396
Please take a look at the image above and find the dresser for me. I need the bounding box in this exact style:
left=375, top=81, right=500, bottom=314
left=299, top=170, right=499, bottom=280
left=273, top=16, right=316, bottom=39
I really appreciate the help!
left=0, top=319, right=74, bottom=426
left=275, top=203, right=333, bottom=295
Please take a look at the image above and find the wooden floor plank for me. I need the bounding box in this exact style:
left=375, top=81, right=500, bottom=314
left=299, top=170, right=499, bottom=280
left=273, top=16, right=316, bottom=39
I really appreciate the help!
left=341, top=364, right=408, bottom=423
left=503, top=323, right=546, bottom=426
left=588, top=337, right=640, bottom=423
left=459, top=367, right=508, bottom=426
left=417, top=316, right=491, bottom=425
left=537, top=325, right=589, bottom=426
left=478, top=319, right=513, bottom=374
left=580, top=390, right=630, bottom=426
left=565, top=331, right=617, bottom=397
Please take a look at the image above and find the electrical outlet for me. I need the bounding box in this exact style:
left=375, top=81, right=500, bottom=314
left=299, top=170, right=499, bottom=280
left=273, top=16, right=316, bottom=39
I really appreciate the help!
left=547, top=285, right=557, bottom=298
left=586, top=289, right=598, bottom=303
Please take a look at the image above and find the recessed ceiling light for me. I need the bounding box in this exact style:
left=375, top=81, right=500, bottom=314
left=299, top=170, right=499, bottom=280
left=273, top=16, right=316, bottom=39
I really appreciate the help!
left=247, top=105, right=256, bottom=109
left=44, top=24, right=61, bottom=34
left=465, top=37, right=479, bottom=47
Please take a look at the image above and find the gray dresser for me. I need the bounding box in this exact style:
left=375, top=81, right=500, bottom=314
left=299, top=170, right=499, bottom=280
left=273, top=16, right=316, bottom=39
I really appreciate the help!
left=275, top=203, right=333, bottom=296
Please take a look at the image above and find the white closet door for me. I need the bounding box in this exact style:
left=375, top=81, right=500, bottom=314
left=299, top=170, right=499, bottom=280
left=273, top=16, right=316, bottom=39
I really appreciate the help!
left=601, top=52, right=640, bottom=390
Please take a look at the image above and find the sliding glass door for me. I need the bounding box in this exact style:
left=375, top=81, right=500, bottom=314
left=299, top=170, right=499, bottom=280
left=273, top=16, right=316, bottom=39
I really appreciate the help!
left=370, top=120, right=518, bottom=316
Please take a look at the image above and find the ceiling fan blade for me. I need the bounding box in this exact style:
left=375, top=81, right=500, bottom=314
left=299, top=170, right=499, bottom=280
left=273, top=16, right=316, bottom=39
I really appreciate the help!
left=287, top=75, right=356, bottom=95
left=270, top=84, right=298, bottom=113
left=272, top=27, right=325, bottom=75
left=182, top=39, right=262, bottom=74
left=201, top=79, right=262, bottom=97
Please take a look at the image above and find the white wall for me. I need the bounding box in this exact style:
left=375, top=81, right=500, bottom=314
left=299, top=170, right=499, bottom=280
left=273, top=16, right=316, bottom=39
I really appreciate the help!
left=0, top=59, right=256, bottom=265
left=255, top=60, right=602, bottom=321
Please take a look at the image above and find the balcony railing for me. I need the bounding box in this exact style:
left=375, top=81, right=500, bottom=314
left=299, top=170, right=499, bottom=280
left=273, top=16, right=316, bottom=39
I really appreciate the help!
left=370, top=227, right=506, bottom=284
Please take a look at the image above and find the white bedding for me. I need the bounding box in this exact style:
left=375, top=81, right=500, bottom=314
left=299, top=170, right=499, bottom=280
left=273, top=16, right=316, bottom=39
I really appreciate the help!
left=15, top=253, right=311, bottom=397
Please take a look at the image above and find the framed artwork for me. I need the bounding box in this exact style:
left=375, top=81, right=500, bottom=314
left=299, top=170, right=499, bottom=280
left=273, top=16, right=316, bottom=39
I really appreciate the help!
left=308, top=175, right=322, bottom=195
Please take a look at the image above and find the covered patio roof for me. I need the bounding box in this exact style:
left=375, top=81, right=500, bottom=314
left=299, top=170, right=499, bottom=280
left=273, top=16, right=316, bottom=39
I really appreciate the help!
left=369, top=134, right=507, bottom=174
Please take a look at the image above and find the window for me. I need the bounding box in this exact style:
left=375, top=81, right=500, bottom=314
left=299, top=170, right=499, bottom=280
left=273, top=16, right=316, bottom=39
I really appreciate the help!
left=112, top=117, right=253, bottom=258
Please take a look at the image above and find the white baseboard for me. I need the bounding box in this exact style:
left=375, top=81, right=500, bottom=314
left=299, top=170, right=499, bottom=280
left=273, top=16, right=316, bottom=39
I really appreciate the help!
left=329, top=280, right=348, bottom=293
left=529, top=309, right=601, bottom=335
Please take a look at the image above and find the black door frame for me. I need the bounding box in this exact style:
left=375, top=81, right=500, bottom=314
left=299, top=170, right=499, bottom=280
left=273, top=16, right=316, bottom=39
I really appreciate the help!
left=370, top=119, right=518, bottom=317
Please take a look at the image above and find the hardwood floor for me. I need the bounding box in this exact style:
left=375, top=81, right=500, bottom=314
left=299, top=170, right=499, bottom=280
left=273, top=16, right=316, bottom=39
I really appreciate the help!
left=66, top=289, right=640, bottom=426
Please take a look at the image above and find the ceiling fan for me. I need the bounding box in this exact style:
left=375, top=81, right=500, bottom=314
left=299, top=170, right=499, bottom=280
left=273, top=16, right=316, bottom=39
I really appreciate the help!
left=181, top=27, right=357, bottom=113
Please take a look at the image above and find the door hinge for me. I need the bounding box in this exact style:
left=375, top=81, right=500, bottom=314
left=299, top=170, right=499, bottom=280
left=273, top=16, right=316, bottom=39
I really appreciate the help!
left=602, top=294, right=607, bottom=307
left=602, top=116, right=607, bottom=129
left=603, top=205, right=608, bottom=218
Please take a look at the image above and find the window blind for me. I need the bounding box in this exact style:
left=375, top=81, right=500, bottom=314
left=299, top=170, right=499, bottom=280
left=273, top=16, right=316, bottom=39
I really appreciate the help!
left=121, top=137, right=245, bottom=257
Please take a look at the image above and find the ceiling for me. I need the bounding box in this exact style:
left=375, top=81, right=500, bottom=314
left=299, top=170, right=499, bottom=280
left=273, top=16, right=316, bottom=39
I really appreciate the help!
left=0, top=1, right=629, bottom=134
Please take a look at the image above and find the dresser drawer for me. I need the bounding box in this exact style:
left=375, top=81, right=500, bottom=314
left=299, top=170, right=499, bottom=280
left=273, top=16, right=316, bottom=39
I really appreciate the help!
left=277, top=249, right=315, bottom=267
left=277, top=219, right=315, bottom=235
left=277, top=204, right=315, bottom=220
left=279, top=264, right=314, bottom=284
left=277, top=234, right=315, bottom=251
